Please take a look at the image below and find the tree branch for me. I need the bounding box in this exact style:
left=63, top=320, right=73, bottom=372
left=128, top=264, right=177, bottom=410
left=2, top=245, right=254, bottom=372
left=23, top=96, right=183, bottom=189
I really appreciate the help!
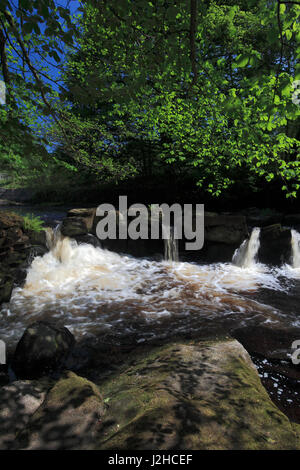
left=189, top=0, right=197, bottom=86
left=0, top=27, right=10, bottom=83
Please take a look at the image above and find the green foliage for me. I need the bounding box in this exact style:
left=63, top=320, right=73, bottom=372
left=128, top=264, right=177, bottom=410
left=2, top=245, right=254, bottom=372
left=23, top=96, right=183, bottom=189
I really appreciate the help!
left=1, top=1, right=300, bottom=200
left=54, top=0, right=300, bottom=197
left=22, top=213, right=44, bottom=232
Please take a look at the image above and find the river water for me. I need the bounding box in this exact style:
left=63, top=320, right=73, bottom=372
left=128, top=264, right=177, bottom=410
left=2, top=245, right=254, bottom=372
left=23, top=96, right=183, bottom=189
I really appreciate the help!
left=1, top=226, right=300, bottom=352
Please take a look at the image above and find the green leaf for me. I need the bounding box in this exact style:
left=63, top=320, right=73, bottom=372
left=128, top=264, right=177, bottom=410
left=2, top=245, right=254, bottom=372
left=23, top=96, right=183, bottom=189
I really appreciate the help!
left=232, top=54, right=249, bottom=68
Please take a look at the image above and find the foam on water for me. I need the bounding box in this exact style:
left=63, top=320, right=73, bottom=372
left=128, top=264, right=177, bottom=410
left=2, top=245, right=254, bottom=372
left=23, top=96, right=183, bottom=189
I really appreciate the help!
left=0, top=233, right=292, bottom=346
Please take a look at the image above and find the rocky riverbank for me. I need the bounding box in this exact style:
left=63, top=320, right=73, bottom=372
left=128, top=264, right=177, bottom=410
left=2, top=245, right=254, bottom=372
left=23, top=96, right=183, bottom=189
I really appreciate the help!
left=61, top=206, right=298, bottom=264
left=1, top=329, right=300, bottom=450
left=0, top=212, right=48, bottom=305
left=1, top=207, right=300, bottom=450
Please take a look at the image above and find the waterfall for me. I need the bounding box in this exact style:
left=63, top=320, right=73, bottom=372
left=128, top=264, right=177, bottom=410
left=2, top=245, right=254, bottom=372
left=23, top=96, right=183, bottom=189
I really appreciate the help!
left=164, top=226, right=179, bottom=262
left=45, top=224, right=62, bottom=251
left=232, top=227, right=261, bottom=268
left=291, top=229, right=300, bottom=268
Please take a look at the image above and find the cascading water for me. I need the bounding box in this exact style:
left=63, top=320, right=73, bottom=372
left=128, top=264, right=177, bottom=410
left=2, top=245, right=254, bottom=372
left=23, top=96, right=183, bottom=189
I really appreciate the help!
left=291, top=229, right=300, bottom=268
left=0, top=227, right=287, bottom=348
left=45, top=224, right=61, bottom=251
left=164, top=226, right=179, bottom=262
left=232, top=227, right=261, bottom=268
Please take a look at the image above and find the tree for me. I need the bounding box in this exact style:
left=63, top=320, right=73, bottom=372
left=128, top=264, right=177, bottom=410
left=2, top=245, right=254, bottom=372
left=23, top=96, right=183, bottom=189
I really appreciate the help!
left=0, top=0, right=78, bottom=171
left=56, top=0, right=300, bottom=197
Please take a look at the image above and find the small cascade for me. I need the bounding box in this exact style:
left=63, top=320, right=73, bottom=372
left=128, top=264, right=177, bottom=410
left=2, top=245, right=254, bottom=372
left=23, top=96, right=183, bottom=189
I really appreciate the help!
left=232, top=227, right=261, bottom=268
left=45, top=224, right=61, bottom=251
left=164, top=226, right=179, bottom=262
left=291, top=229, right=300, bottom=268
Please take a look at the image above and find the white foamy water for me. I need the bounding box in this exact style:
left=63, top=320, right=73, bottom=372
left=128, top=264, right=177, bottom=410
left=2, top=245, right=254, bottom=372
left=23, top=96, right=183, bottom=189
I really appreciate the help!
left=0, top=234, right=293, bottom=346
left=291, top=229, right=300, bottom=269
left=274, top=230, right=300, bottom=280
left=232, top=227, right=261, bottom=268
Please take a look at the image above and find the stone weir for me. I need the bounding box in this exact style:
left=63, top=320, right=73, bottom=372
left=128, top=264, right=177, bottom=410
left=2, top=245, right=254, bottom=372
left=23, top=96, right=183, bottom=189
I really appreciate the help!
left=60, top=207, right=293, bottom=265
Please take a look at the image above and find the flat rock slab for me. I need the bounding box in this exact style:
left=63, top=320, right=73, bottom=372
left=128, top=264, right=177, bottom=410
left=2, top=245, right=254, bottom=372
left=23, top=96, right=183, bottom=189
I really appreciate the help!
left=96, top=338, right=300, bottom=450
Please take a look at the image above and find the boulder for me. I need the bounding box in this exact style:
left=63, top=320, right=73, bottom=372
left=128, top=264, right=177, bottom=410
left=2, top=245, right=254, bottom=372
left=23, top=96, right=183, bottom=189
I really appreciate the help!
left=67, top=208, right=96, bottom=232
left=27, top=229, right=48, bottom=249
left=94, top=338, right=300, bottom=450
left=61, top=216, right=88, bottom=237
left=17, top=371, right=105, bottom=450
left=258, top=224, right=291, bottom=265
left=12, top=321, right=75, bottom=379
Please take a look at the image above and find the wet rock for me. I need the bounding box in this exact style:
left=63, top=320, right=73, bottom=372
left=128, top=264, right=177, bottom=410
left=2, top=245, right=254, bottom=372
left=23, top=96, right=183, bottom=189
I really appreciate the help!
left=94, top=338, right=300, bottom=450
left=232, top=325, right=300, bottom=424
left=61, top=216, right=88, bottom=237
left=0, top=273, right=14, bottom=304
left=204, top=212, right=248, bottom=245
left=241, top=208, right=283, bottom=227
left=0, top=379, right=48, bottom=449
left=232, top=325, right=300, bottom=362
left=283, top=214, right=300, bottom=229
left=27, top=229, right=48, bottom=249
left=0, top=211, right=39, bottom=303
left=17, top=371, right=105, bottom=450
left=12, top=321, right=75, bottom=379
left=74, top=233, right=102, bottom=248
left=67, top=208, right=96, bottom=232
left=258, top=224, right=291, bottom=265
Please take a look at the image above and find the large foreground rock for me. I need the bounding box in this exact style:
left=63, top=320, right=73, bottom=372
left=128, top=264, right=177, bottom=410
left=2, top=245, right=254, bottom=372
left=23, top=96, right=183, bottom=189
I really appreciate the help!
left=95, top=338, right=300, bottom=450
left=12, top=321, right=75, bottom=379
left=10, top=338, right=300, bottom=450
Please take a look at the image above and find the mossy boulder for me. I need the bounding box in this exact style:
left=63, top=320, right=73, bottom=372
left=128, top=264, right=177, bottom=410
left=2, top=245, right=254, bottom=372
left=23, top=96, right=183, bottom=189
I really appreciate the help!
left=17, top=371, right=105, bottom=450
left=12, top=321, right=75, bottom=379
left=95, top=338, right=300, bottom=450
